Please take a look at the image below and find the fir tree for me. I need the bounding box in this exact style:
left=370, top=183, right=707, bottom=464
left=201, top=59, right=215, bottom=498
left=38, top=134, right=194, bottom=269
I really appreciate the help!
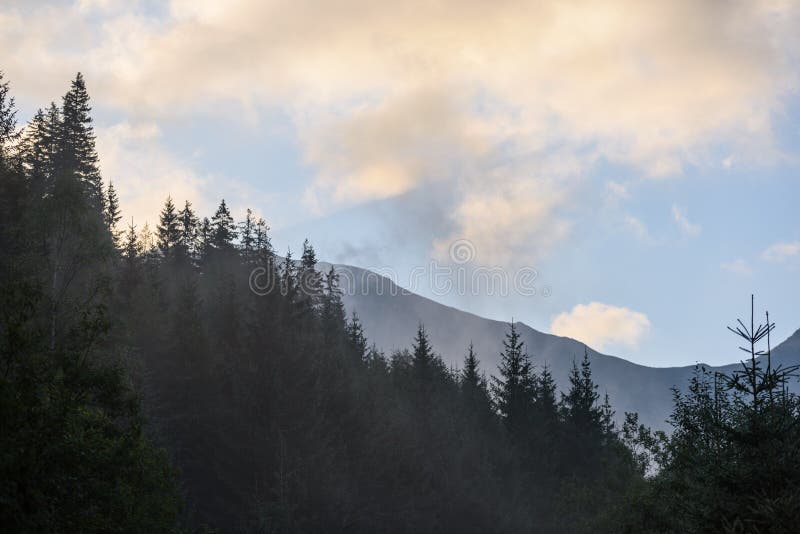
left=211, top=199, right=237, bottom=250
left=172, top=199, right=197, bottom=263
left=491, top=321, right=535, bottom=438
left=240, top=208, right=256, bottom=261
left=561, top=348, right=601, bottom=432
left=345, top=312, right=368, bottom=361
left=600, top=392, right=616, bottom=436
left=280, top=247, right=297, bottom=304
left=536, top=363, right=558, bottom=420
left=462, top=342, right=482, bottom=389
left=104, top=181, right=122, bottom=247
left=321, top=266, right=346, bottom=344
left=296, top=239, right=322, bottom=310
left=411, top=323, right=438, bottom=383
left=156, top=196, right=180, bottom=256
left=198, top=216, right=213, bottom=262
left=59, top=72, right=103, bottom=210
left=0, top=71, right=18, bottom=164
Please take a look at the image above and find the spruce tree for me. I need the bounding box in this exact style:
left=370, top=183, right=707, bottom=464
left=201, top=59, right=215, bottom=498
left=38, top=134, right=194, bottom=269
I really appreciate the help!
left=600, top=392, right=616, bottom=436
left=411, top=323, right=437, bottom=382
left=211, top=199, right=236, bottom=250
left=198, top=217, right=213, bottom=263
left=296, top=239, right=322, bottom=310
left=561, top=349, right=601, bottom=432
left=491, top=321, right=535, bottom=438
left=104, top=181, right=122, bottom=247
left=0, top=71, right=18, bottom=165
left=345, top=312, right=368, bottom=361
left=59, top=72, right=103, bottom=210
left=280, top=248, right=297, bottom=304
left=321, top=266, right=346, bottom=344
left=462, top=342, right=481, bottom=388
left=536, top=363, right=558, bottom=420
left=177, top=200, right=198, bottom=260
left=156, top=196, right=180, bottom=256
left=240, top=208, right=256, bottom=261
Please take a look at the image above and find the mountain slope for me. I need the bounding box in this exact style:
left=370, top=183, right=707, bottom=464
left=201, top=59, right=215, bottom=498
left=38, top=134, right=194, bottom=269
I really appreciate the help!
left=333, top=263, right=800, bottom=431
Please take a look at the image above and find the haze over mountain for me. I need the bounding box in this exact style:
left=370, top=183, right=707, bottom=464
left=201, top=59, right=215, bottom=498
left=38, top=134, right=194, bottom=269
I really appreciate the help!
left=333, top=263, right=800, bottom=431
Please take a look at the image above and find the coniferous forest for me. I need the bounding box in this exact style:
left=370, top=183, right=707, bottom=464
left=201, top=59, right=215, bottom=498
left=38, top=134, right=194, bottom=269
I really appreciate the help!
left=2, top=73, right=800, bottom=532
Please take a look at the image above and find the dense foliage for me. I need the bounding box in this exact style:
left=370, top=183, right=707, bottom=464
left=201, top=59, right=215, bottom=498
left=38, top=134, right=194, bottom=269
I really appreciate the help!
left=0, top=72, right=180, bottom=532
left=3, top=71, right=800, bottom=532
left=620, top=300, right=800, bottom=533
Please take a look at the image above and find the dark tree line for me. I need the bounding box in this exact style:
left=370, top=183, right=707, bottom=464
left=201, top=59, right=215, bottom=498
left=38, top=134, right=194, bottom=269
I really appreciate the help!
left=2, top=72, right=800, bottom=532
left=0, top=72, right=180, bottom=532
left=620, top=298, right=800, bottom=532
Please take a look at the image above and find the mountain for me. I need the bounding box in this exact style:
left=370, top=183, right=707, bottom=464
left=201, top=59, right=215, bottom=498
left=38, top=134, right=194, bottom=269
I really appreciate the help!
left=331, top=263, right=800, bottom=431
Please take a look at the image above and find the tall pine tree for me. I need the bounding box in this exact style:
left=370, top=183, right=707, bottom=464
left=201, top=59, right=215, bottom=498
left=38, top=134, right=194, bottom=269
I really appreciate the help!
left=59, top=73, right=103, bottom=211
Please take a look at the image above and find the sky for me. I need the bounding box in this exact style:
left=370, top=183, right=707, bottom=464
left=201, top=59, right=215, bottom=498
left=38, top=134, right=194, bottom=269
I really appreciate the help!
left=2, top=0, right=799, bottom=367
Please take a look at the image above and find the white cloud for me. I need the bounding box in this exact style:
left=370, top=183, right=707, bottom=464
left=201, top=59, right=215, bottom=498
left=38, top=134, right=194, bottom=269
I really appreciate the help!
left=432, top=175, right=571, bottom=265
left=2, top=0, right=798, bottom=263
left=761, top=241, right=800, bottom=262
left=95, top=120, right=269, bottom=229
left=672, top=204, right=701, bottom=237
left=550, top=302, right=651, bottom=352
left=721, top=258, right=752, bottom=275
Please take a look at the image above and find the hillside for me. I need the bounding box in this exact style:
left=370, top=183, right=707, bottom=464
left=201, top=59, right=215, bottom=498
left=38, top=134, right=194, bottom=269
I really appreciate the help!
left=335, top=263, right=800, bottom=431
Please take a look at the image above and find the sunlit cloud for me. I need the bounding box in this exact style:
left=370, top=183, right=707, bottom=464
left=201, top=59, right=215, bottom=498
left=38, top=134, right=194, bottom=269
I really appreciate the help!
left=2, top=0, right=798, bottom=264
left=95, top=120, right=267, bottom=228
left=551, top=302, right=651, bottom=351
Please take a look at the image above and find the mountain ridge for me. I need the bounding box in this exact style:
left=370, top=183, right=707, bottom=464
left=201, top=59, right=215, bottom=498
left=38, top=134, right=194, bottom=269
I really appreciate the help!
left=327, top=261, right=799, bottom=431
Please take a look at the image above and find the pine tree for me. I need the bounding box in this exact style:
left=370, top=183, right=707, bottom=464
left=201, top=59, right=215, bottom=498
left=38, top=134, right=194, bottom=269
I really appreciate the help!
left=123, top=219, right=140, bottom=262
left=462, top=342, right=482, bottom=389
left=536, top=363, right=558, bottom=420
left=254, top=216, right=276, bottom=283
left=139, top=222, right=157, bottom=260
left=280, top=248, right=297, bottom=304
left=240, top=208, right=256, bottom=261
left=600, top=392, right=616, bottom=436
left=295, top=240, right=322, bottom=316
left=561, top=349, right=601, bottom=432
left=491, top=321, right=535, bottom=438
left=321, top=266, right=346, bottom=344
left=104, top=182, right=122, bottom=247
left=411, top=323, right=438, bottom=382
left=211, top=199, right=236, bottom=250
left=177, top=200, right=198, bottom=260
left=255, top=217, right=272, bottom=258
left=198, top=217, right=213, bottom=263
left=345, top=312, right=368, bottom=361
left=0, top=71, right=18, bottom=165
left=157, top=196, right=180, bottom=256
left=59, top=72, right=103, bottom=210
left=119, top=219, right=142, bottom=299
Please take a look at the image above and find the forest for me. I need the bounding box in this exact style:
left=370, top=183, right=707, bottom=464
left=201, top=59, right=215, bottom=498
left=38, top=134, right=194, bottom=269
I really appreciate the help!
left=2, top=72, right=800, bottom=532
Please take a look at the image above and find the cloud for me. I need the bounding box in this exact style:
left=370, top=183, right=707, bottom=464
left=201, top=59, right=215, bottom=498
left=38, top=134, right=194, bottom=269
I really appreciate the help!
left=2, top=0, right=798, bottom=263
left=550, top=302, right=651, bottom=351
left=761, top=241, right=800, bottom=262
left=672, top=205, right=701, bottom=237
left=301, top=88, right=486, bottom=210
left=95, top=120, right=268, bottom=229
left=721, top=258, right=752, bottom=275
left=432, top=175, right=571, bottom=265
left=624, top=214, right=650, bottom=241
